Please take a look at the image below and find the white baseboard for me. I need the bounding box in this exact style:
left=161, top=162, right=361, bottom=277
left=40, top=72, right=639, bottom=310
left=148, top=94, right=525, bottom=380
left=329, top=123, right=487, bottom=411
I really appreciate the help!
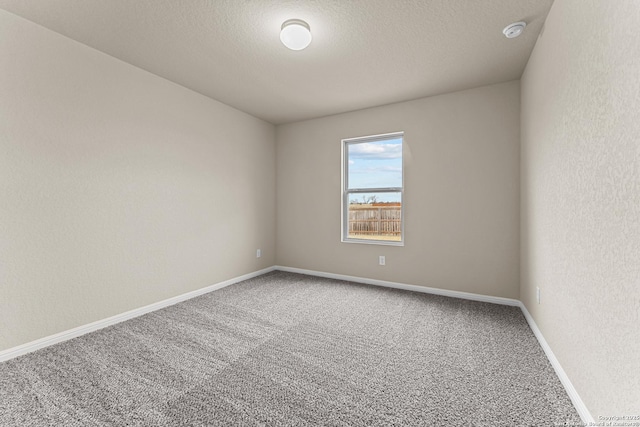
left=274, top=265, right=521, bottom=306
left=0, top=266, right=275, bottom=363
left=275, top=265, right=593, bottom=423
left=1, top=264, right=593, bottom=423
left=518, top=303, right=594, bottom=423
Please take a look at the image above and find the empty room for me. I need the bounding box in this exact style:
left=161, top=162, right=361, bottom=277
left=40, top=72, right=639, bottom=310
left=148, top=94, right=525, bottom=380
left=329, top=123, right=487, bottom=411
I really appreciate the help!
left=1, top=0, right=638, bottom=425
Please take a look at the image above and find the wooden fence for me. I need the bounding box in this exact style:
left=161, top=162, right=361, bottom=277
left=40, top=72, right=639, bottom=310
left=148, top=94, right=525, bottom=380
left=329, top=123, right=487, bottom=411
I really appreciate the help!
left=348, top=204, right=401, bottom=237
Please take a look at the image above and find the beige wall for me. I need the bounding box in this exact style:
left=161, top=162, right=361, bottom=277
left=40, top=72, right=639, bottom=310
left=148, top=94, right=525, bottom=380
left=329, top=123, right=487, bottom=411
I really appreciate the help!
left=276, top=81, right=520, bottom=299
left=521, top=0, right=640, bottom=417
left=0, top=10, right=276, bottom=352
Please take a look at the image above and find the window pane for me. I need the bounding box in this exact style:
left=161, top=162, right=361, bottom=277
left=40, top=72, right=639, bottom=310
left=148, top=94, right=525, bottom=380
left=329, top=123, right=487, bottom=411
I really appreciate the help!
left=347, top=138, right=402, bottom=189
left=347, top=192, right=401, bottom=242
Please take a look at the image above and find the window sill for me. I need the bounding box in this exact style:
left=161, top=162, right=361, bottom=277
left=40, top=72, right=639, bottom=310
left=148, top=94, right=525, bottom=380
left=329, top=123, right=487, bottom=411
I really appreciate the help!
left=341, top=238, right=404, bottom=247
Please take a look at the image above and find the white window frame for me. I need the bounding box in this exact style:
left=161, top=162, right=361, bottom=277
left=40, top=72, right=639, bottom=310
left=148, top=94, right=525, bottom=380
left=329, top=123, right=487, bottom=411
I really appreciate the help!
left=341, top=131, right=404, bottom=246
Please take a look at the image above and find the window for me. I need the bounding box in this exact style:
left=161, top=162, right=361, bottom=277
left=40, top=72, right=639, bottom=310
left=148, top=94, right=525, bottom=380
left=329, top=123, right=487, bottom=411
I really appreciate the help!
left=342, top=132, right=404, bottom=245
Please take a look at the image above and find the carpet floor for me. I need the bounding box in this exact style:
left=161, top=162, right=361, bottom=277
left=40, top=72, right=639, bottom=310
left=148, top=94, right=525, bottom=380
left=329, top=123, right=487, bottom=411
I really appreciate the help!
left=0, top=271, right=581, bottom=426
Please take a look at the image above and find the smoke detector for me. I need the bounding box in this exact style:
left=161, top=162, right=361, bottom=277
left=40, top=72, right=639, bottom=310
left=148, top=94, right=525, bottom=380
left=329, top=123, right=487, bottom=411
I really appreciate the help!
left=503, top=21, right=527, bottom=38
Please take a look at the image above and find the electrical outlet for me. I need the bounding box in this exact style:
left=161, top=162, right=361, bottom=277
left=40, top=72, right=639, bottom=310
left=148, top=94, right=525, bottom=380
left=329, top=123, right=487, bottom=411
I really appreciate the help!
left=256, top=249, right=261, bottom=258
left=379, top=256, right=385, bottom=266
left=536, top=287, right=540, bottom=304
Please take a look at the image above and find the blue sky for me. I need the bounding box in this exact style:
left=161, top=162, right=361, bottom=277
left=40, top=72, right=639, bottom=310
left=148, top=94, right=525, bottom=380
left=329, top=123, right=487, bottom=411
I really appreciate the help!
left=347, top=137, right=402, bottom=203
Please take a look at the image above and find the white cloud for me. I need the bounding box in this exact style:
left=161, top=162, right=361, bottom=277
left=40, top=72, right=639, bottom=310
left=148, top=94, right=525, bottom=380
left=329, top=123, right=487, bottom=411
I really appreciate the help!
left=349, top=142, right=402, bottom=160
left=351, top=166, right=401, bottom=174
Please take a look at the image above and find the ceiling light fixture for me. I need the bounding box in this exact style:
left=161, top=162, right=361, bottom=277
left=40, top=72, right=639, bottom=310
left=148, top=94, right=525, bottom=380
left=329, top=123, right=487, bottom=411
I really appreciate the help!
left=280, top=19, right=312, bottom=51
left=502, top=21, right=527, bottom=38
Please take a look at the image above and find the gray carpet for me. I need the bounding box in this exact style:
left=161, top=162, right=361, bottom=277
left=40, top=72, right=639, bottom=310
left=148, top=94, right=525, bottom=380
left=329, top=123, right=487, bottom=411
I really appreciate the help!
left=0, top=271, right=580, bottom=426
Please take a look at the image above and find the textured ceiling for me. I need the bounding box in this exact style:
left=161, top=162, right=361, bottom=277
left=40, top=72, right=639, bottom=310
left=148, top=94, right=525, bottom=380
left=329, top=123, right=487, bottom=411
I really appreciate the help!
left=0, top=0, right=554, bottom=124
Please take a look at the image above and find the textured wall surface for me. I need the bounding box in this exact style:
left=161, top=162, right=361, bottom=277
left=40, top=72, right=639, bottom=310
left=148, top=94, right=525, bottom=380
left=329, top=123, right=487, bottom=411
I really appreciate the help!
left=520, top=0, right=640, bottom=416
left=276, top=81, right=520, bottom=299
left=0, top=10, right=276, bottom=352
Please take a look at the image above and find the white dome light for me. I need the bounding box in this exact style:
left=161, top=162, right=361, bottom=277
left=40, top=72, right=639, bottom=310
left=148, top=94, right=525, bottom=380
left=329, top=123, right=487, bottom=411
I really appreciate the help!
left=503, top=21, right=527, bottom=38
left=280, top=19, right=312, bottom=51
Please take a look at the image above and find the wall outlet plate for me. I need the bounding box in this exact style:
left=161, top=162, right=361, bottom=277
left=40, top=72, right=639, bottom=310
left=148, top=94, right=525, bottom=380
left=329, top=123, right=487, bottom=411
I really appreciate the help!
left=379, top=256, right=385, bottom=266
left=256, top=249, right=261, bottom=258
